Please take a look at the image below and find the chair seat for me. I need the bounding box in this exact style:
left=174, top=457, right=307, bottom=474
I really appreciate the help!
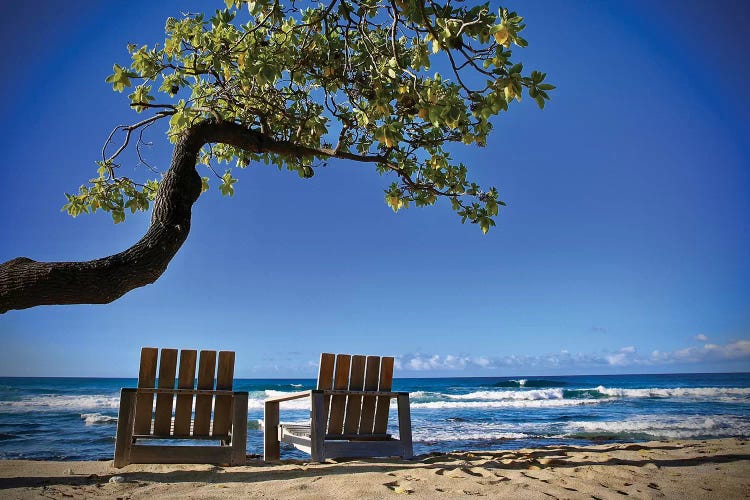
left=280, top=422, right=392, bottom=441
left=280, top=423, right=312, bottom=438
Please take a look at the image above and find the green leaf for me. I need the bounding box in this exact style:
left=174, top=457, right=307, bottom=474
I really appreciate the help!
left=105, top=64, right=133, bottom=92
left=219, top=170, right=237, bottom=196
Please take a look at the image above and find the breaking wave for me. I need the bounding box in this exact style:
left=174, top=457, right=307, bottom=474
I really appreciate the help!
left=563, top=414, right=750, bottom=440
left=80, top=413, right=118, bottom=425
left=412, top=399, right=602, bottom=409
left=0, top=395, right=121, bottom=412
left=492, top=379, right=568, bottom=388
left=592, top=386, right=750, bottom=400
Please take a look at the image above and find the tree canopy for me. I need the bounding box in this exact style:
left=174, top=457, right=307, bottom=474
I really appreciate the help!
left=0, top=0, right=552, bottom=313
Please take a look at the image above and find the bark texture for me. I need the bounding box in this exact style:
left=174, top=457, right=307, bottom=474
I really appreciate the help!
left=0, top=120, right=274, bottom=314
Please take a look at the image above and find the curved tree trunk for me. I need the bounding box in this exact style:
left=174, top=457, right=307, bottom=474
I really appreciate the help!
left=0, top=120, right=272, bottom=314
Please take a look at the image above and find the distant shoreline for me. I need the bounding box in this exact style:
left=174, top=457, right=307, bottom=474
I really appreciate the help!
left=1, top=438, right=748, bottom=499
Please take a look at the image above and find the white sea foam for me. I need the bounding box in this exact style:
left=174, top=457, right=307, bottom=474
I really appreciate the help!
left=412, top=399, right=602, bottom=409
left=0, top=395, right=121, bottom=412
left=246, top=391, right=311, bottom=410
left=411, top=388, right=568, bottom=403
left=80, top=413, right=118, bottom=425
left=413, top=429, right=529, bottom=441
left=443, top=389, right=565, bottom=401
left=593, top=386, right=750, bottom=399
left=409, top=391, right=431, bottom=399
left=411, top=419, right=538, bottom=442
left=565, top=414, right=750, bottom=439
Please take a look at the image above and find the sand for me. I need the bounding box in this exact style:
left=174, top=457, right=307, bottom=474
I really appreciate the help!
left=0, top=438, right=748, bottom=499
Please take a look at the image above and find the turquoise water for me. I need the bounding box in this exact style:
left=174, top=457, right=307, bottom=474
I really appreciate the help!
left=0, top=373, right=748, bottom=460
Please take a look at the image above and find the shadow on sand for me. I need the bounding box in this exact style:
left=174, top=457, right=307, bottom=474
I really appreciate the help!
left=2, top=441, right=749, bottom=491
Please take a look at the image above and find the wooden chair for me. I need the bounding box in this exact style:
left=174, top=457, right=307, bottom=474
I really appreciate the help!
left=264, top=353, right=413, bottom=462
left=114, top=347, right=249, bottom=467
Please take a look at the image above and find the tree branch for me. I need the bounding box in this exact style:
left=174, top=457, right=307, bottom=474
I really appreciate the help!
left=0, top=119, right=383, bottom=314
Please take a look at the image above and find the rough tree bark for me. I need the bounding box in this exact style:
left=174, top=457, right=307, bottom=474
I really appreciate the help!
left=0, top=120, right=357, bottom=314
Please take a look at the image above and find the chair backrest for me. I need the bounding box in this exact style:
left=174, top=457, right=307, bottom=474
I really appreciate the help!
left=316, top=353, right=395, bottom=437
left=133, top=347, right=235, bottom=438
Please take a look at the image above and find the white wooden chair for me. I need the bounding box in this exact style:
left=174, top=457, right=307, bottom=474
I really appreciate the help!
left=263, top=353, right=413, bottom=461
left=114, top=347, right=248, bottom=467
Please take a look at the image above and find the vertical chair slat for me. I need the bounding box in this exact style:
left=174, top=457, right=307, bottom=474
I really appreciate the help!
left=173, top=349, right=197, bottom=436
left=373, top=356, right=394, bottom=434
left=358, top=356, right=381, bottom=434
left=133, top=347, right=158, bottom=435
left=317, top=353, right=336, bottom=425
left=212, top=351, right=235, bottom=437
left=153, top=348, right=178, bottom=435
left=327, top=354, right=351, bottom=435
left=193, top=350, right=217, bottom=436
left=343, top=355, right=366, bottom=435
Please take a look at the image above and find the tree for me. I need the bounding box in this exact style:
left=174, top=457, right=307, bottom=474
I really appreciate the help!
left=0, top=0, right=553, bottom=313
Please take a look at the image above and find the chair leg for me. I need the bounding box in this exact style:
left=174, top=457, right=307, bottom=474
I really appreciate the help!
left=310, top=391, right=326, bottom=462
left=264, top=400, right=280, bottom=461
left=397, top=393, right=413, bottom=459
left=114, top=389, right=137, bottom=468
left=230, top=392, right=249, bottom=466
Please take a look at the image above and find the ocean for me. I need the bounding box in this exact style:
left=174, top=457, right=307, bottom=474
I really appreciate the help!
left=1, top=373, right=748, bottom=461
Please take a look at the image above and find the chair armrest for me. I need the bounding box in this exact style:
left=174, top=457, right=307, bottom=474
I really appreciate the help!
left=264, top=390, right=311, bottom=403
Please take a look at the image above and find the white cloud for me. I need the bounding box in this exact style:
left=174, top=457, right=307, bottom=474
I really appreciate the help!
left=666, top=340, right=750, bottom=363
left=394, top=338, right=750, bottom=373
left=395, top=350, right=614, bottom=372
left=398, top=354, right=476, bottom=371
left=605, top=346, right=637, bottom=366
left=694, top=333, right=708, bottom=342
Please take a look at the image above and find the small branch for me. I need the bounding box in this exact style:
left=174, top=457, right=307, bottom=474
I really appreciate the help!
left=102, top=112, right=174, bottom=170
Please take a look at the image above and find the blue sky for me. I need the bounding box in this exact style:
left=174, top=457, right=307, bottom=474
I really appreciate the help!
left=0, top=1, right=748, bottom=378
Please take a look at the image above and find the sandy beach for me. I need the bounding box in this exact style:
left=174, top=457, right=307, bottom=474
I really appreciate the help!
left=0, top=438, right=747, bottom=499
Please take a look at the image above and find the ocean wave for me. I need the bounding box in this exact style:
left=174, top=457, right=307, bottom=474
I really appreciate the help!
left=592, top=386, right=750, bottom=399
left=245, top=391, right=311, bottom=410
left=413, top=430, right=530, bottom=442
left=492, top=379, right=568, bottom=388
left=443, top=389, right=566, bottom=401
left=80, top=413, right=117, bottom=425
left=0, top=395, right=121, bottom=412
left=0, top=433, right=18, bottom=441
left=409, top=385, right=750, bottom=404
left=564, top=414, right=750, bottom=440
left=410, top=389, right=571, bottom=403
left=412, top=399, right=603, bottom=409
